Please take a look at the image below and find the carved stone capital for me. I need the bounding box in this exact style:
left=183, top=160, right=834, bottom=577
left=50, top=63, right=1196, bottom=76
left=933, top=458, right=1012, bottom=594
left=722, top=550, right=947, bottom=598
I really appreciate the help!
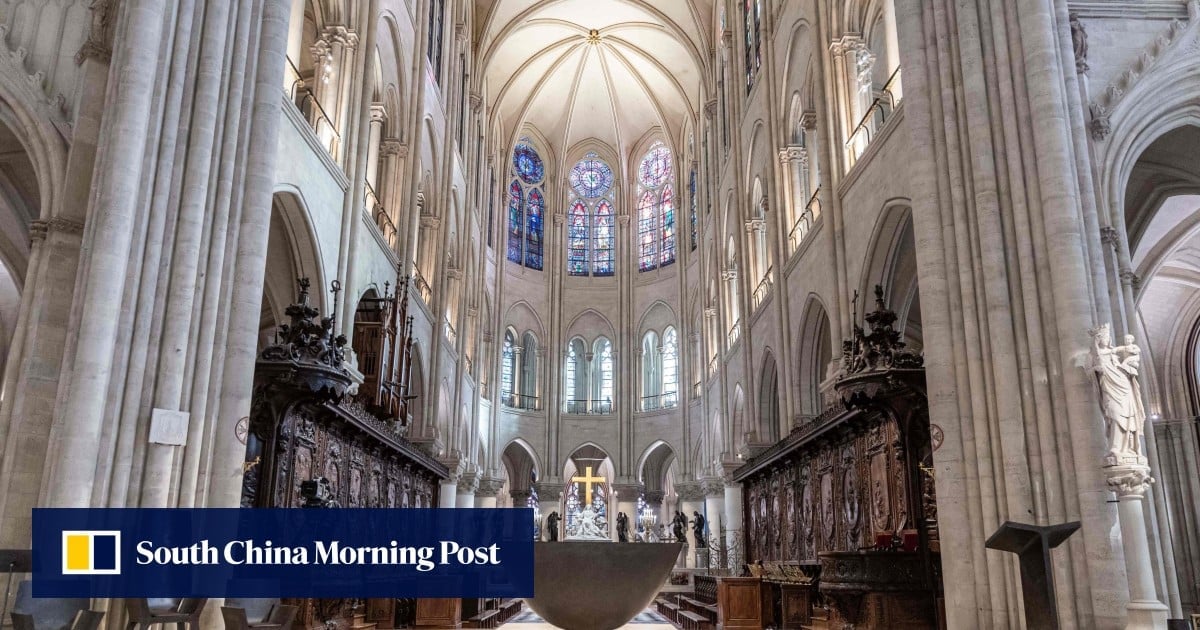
left=721, top=268, right=738, bottom=281
left=800, top=111, right=818, bottom=130
left=609, top=483, right=643, bottom=499
left=535, top=481, right=564, bottom=502
left=1089, top=103, right=1111, bottom=141
left=1099, top=226, right=1120, bottom=250
left=778, top=145, right=808, bottom=165
left=475, top=477, right=506, bottom=498
left=457, top=471, right=480, bottom=494
left=369, top=104, right=387, bottom=124
left=829, top=34, right=864, bottom=56
left=699, top=478, right=726, bottom=498
left=30, top=217, right=84, bottom=242
left=617, top=215, right=632, bottom=226
left=744, top=218, right=766, bottom=233
left=1119, top=268, right=1141, bottom=292
left=642, top=490, right=666, bottom=506
left=704, top=99, right=718, bottom=119
left=74, top=0, right=115, bottom=65
left=1104, top=464, right=1154, bottom=499
left=380, top=138, right=406, bottom=157
left=509, top=489, right=532, bottom=505
left=322, top=25, right=359, bottom=48
left=420, top=215, right=441, bottom=229
left=553, top=213, right=566, bottom=225
left=675, top=482, right=706, bottom=502
left=704, top=307, right=718, bottom=319
left=469, top=91, right=482, bottom=111
left=446, top=268, right=463, bottom=280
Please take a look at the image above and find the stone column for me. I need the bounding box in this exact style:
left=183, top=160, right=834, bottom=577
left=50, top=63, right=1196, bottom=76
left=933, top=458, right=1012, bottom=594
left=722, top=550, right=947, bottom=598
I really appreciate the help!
left=438, top=478, right=458, bottom=509
left=723, top=482, right=743, bottom=569
left=535, top=481, right=563, bottom=540
left=702, top=479, right=725, bottom=549
left=677, top=482, right=706, bottom=567
left=365, top=104, right=386, bottom=192
left=611, top=483, right=641, bottom=542
left=1105, top=467, right=1169, bottom=628
left=474, top=477, right=504, bottom=509
left=47, top=0, right=169, bottom=507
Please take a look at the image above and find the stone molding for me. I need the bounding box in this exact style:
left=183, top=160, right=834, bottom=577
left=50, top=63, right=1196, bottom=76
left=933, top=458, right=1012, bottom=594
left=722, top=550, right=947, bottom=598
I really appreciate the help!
left=30, top=217, right=84, bottom=242
left=1105, top=464, right=1154, bottom=499
left=475, top=477, right=505, bottom=498
left=380, top=138, right=406, bottom=157
left=535, top=481, right=564, bottom=501
left=675, top=482, right=706, bottom=501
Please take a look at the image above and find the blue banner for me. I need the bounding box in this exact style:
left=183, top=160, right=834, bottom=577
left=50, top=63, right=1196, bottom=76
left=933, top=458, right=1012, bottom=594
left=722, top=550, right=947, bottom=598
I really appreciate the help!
left=33, top=508, right=534, bottom=598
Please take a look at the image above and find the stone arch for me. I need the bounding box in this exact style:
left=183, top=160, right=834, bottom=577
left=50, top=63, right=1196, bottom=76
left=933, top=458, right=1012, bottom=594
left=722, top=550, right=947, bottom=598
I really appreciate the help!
left=261, top=190, right=327, bottom=345
left=758, top=351, right=781, bottom=442
left=858, top=201, right=920, bottom=350
left=796, top=294, right=834, bottom=415
left=637, top=440, right=676, bottom=496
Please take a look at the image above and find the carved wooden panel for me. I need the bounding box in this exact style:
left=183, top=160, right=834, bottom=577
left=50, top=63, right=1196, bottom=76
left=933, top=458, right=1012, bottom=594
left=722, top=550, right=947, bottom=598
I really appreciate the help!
left=716, top=577, right=764, bottom=629
left=744, top=417, right=914, bottom=563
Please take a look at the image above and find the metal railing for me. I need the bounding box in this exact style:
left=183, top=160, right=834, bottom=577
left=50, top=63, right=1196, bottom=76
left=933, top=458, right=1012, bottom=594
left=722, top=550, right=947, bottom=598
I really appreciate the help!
left=412, top=268, right=433, bottom=305
left=846, top=66, right=902, bottom=164
left=565, top=399, right=614, bottom=414
left=752, top=266, right=774, bottom=311
left=707, top=355, right=718, bottom=377
left=503, top=393, right=540, bottom=410
left=727, top=320, right=741, bottom=347
left=366, top=182, right=398, bottom=249
left=284, top=56, right=340, bottom=158
left=788, top=188, right=822, bottom=254
left=443, top=318, right=457, bottom=345
left=641, top=393, right=679, bottom=411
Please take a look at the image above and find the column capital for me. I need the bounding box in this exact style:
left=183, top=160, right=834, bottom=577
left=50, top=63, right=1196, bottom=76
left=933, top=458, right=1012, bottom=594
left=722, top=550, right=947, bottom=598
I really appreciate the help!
left=609, top=483, right=643, bottom=499
left=1104, top=464, right=1154, bottom=499
left=699, top=478, right=726, bottom=498
left=369, top=104, right=387, bottom=124
left=675, top=482, right=706, bottom=502
left=535, top=481, right=564, bottom=502
left=509, top=489, right=532, bottom=505
left=30, top=217, right=84, bottom=242
left=744, top=218, right=766, bottom=233
left=457, top=471, right=480, bottom=494
left=380, top=138, right=407, bottom=157
left=704, top=99, right=718, bottom=119
left=800, top=111, right=818, bottom=130
left=420, top=215, right=441, bottom=229
left=469, top=91, right=483, bottom=112
left=617, top=215, right=632, bottom=226
left=778, top=145, right=808, bottom=165
left=475, top=477, right=506, bottom=498
left=829, top=34, right=863, bottom=56
left=642, top=490, right=665, bottom=506
left=553, top=213, right=566, bottom=225
left=321, top=25, right=359, bottom=48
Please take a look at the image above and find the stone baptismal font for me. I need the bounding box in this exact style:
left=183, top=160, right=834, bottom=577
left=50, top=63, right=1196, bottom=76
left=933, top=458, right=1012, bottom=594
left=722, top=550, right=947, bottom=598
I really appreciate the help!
left=522, top=463, right=682, bottom=629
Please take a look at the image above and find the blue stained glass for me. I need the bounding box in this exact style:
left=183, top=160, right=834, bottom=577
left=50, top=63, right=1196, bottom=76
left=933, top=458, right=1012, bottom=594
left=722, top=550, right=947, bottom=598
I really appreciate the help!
left=570, top=156, right=613, bottom=198
left=689, top=169, right=697, bottom=251
left=513, top=142, right=545, bottom=185
left=506, top=180, right=523, bottom=263
left=638, top=190, right=658, bottom=271
left=660, top=185, right=676, bottom=266
left=594, top=199, right=614, bottom=276
left=568, top=200, right=589, bottom=276
left=525, top=188, right=544, bottom=270
left=638, top=143, right=672, bottom=188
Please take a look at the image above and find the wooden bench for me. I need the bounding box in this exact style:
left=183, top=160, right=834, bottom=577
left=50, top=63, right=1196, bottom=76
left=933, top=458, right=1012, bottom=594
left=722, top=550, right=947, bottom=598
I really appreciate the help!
left=659, top=602, right=679, bottom=623
left=462, top=609, right=499, bottom=629
left=496, top=599, right=521, bottom=623
left=678, top=597, right=718, bottom=624
left=678, top=610, right=710, bottom=630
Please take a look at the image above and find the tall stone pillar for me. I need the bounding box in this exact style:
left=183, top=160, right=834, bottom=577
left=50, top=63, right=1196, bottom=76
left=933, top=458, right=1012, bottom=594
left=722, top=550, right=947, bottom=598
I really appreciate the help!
left=611, top=483, right=641, bottom=542
left=723, top=482, right=743, bottom=569
left=535, top=481, right=563, bottom=540
left=438, top=478, right=458, bottom=509
left=677, top=483, right=705, bottom=567
left=702, top=479, right=725, bottom=549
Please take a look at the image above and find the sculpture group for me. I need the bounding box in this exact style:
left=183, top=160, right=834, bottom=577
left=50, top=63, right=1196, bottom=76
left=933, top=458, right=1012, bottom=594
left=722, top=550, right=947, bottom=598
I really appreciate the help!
left=1088, top=323, right=1146, bottom=466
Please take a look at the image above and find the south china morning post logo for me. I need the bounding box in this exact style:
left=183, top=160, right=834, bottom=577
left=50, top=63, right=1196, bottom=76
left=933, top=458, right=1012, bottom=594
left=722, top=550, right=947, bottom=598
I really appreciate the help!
left=61, top=530, right=121, bottom=575
left=33, top=508, right=534, bottom=598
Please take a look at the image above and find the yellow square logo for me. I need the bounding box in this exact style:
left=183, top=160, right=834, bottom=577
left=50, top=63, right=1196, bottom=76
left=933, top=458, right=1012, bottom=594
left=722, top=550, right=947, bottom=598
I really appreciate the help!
left=61, top=531, right=120, bottom=575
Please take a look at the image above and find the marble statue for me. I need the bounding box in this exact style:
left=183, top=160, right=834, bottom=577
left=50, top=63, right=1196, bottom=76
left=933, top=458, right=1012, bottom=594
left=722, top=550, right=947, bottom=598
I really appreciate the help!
left=567, top=505, right=608, bottom=540
left=617, top=512, right=629, bottom=542
left=546, top=511, right=561, bottom=541
left=1088, top=323, right=1147, bottom=465
left=692, top=511, right=706, bottom=547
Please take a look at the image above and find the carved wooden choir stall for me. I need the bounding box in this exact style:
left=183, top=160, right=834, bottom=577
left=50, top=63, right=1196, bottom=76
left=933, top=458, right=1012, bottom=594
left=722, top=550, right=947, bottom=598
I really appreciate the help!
left=240, top=277, right=448, bottom=629
left=731, top=287, right=944, bottom=629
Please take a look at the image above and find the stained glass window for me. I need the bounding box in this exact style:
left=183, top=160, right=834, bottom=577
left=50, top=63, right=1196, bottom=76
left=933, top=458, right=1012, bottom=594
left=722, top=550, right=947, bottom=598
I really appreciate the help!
left=663, top=327, right=678, bottom=406
left=594, top=200, right=614, bottom=276
left=427, top=0, right=445, bottom=82
left=597, top=338, right=614, bottom=406
left=513, top=142, right=545, bottom=185
left=565, top=341, right=578, bottom=407
left=638, top=144, right=673, bottom=188
left=638, top=190, right=658, bottom=271
left=508, top=140, right=545, bottom=271
left=637, top=143, right=675, bottom=271
left=661, top=184, right=676, bottom=265
left=689, top=169, right=698, bottom=251
left=525, top=188, right=544, bottom=270
left=506, top=180, right=523, bottom=263
left=744, top=0, right=762, bottom=93
left=568, top=200, right=589, bottom=276
left=570, top=154, right=613, bottom=198
left=501, top=331, right=515, bottom=404
left=566, top=155, right=617, bottom=277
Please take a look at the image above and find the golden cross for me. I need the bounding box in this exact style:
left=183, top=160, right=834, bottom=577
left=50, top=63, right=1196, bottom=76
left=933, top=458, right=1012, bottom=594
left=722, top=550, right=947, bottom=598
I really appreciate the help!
left=571, top=466, right=605, bottom=506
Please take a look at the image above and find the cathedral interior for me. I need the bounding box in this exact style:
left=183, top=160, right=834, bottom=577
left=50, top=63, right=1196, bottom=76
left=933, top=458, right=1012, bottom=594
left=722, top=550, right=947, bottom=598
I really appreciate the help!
left=0, top=0, right=1199, bottom=628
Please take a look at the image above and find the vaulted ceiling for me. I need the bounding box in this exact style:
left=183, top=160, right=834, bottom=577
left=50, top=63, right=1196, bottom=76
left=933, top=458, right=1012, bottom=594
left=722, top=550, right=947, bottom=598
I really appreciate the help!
left=476, top=0, right=712, bottom=161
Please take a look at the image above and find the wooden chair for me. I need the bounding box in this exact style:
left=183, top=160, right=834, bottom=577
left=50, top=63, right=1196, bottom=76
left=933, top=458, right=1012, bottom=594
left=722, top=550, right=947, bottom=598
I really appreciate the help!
left=11, top=610, right=104, bottom=630
left=9, top=580, right=102, bottom=630
left=124, top=598, right=208, bottom=630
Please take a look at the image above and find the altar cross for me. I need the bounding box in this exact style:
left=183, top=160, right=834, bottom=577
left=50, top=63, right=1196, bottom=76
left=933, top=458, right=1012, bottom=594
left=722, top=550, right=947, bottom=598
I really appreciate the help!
left=571, top=466, right=605, bottom=506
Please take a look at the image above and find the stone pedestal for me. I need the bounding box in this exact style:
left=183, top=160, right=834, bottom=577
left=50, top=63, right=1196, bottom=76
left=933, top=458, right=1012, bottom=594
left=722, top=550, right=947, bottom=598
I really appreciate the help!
left=677, top=542, right=689, bottom=569
left=1104, top=464, right=1169, bottom=630
left=696, top=548, right=710, bottom=570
